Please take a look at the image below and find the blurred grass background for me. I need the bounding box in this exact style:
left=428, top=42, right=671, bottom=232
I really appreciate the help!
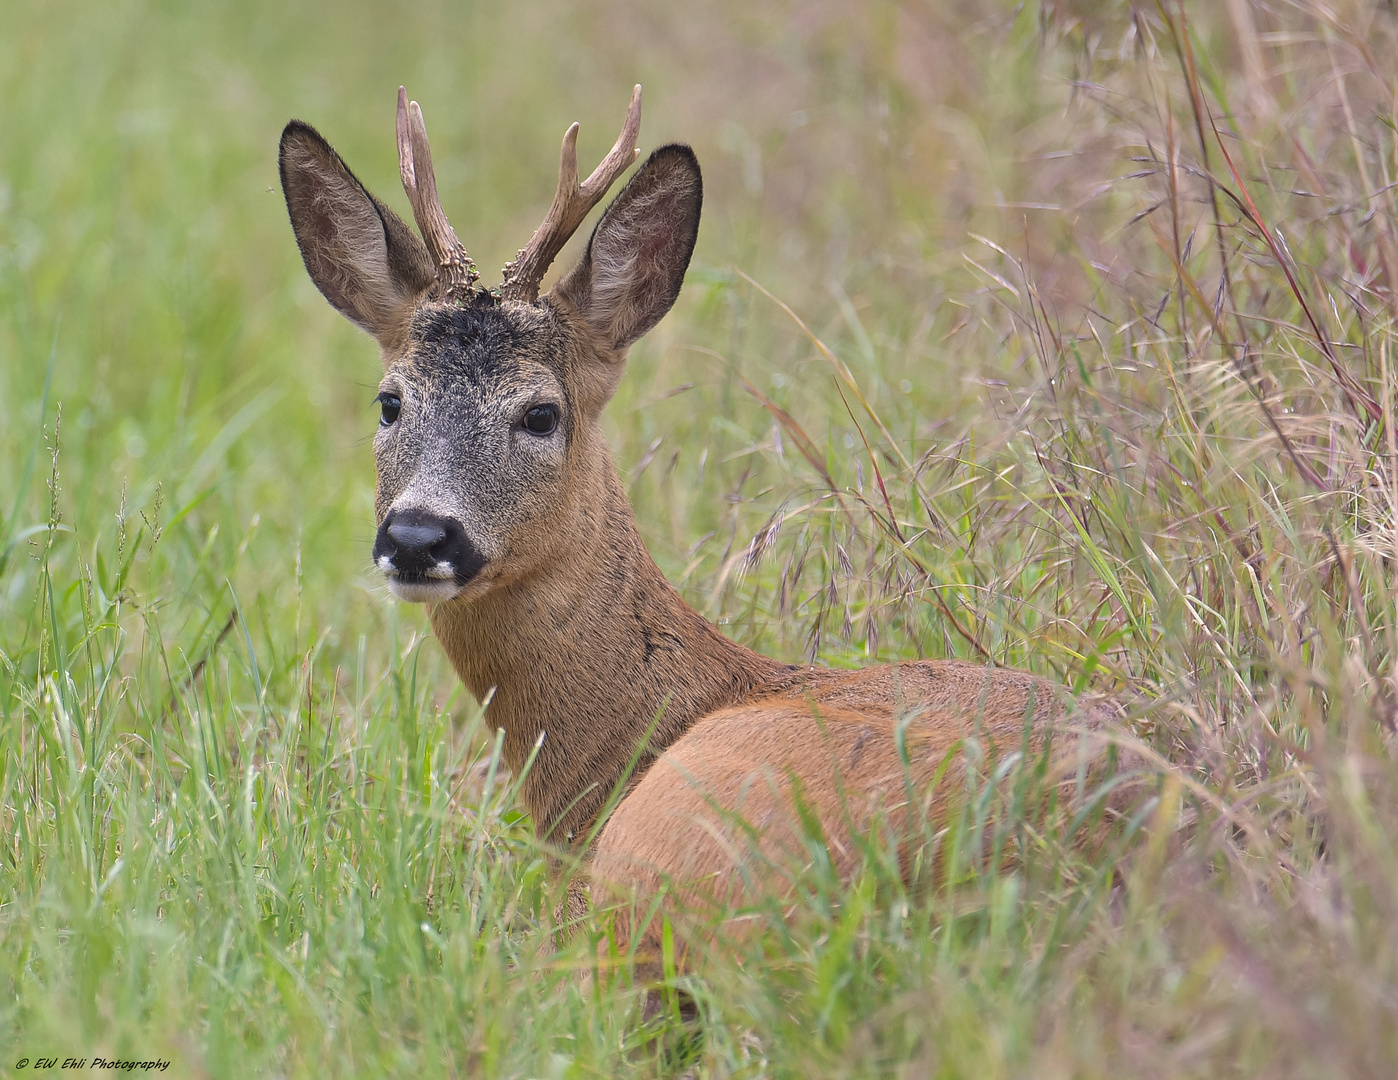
left=4, top=0, right=1398, bottom=1076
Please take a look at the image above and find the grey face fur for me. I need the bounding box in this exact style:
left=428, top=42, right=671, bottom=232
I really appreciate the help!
left=371, top=299, right=574, bottom=602
left=279, top=118, right=702, bottom=605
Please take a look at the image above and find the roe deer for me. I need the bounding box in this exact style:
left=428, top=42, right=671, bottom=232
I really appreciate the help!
left=279, top=87, right=1138, bottom=967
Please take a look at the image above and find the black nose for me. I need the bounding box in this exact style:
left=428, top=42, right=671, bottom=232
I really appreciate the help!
left=373, top=508, right=485, bottom=584
left=388, top=518, right=446, bottom=553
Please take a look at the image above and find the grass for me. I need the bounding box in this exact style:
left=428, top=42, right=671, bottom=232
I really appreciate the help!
left=3, top=0, right=1398, bottom=1075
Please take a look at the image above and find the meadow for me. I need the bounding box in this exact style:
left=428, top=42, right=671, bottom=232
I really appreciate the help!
left=3, top=0, right=1398, bottom=1075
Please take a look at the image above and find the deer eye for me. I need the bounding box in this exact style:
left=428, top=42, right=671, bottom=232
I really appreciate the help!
left=377, top=393, right=401, bottom=427
left=521, top=404, right=559, bottom=436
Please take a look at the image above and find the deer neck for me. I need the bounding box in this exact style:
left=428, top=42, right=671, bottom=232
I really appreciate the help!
left=428, top=436, right=786, bottom=844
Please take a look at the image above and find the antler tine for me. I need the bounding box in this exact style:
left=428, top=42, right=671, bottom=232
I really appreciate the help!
left=500, top=84, right=642, bottom=303
left=396, top=86, right=478, bottom=296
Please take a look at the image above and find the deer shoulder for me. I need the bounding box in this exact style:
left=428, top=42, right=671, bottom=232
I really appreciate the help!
left=279, top=87, right=1140, bottom=967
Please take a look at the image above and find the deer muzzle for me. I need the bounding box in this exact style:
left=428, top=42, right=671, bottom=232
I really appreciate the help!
left=373, top=507, right=485, bottom=602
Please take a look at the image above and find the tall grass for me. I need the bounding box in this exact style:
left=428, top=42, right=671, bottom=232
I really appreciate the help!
left=3, top=0, right=1398, bottom=1076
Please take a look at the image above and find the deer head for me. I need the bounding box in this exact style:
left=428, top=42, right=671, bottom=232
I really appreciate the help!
left=279, top=87, right=702, bottom=605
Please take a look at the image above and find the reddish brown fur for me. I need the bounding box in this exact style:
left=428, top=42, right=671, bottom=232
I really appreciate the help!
left=592, top=662, right=1122, bottom=969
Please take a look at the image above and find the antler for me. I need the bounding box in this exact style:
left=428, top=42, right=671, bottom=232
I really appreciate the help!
left=397, top=87, right=479, bottom=297
left=499, top=84, right=643, bottom=303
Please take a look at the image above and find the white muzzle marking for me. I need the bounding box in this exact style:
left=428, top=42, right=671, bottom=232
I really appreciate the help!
left=377, top=554, right=465, bottom=603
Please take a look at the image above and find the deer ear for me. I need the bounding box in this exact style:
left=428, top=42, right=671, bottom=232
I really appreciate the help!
left=279, top=121, right=436, bottom=353
left=552, top=144, right=702, bottom=354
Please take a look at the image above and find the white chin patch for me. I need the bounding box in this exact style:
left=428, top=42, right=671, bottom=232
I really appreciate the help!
left=386, top=578, right=464, bottom=604
left=376, top=553, right=465, bottom=604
